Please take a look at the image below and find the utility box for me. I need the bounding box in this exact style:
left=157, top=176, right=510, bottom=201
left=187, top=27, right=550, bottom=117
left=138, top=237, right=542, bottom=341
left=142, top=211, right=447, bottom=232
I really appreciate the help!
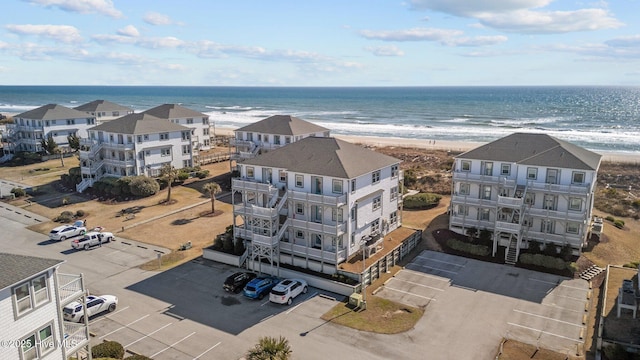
left=349, top=293, right=363, bottom=308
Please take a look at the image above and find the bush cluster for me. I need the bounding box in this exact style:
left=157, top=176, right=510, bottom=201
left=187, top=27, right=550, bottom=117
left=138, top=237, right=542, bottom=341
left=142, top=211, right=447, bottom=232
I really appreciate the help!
left=11, top=187, right=26, bottom=197
left=519, top=253, right=568, bottom=270
left=446, top=238, right=490, bottom=256
left=91, top=341, right=124, bottom=359
left=403, top=192, right=442, bottom=209
left=54, top=211, right=75, bottom=223
left=91, top=176, right=160, bottom=199
left=212, top=225, right=245, bottom=255
left=6, top=152, right=42, bottom=166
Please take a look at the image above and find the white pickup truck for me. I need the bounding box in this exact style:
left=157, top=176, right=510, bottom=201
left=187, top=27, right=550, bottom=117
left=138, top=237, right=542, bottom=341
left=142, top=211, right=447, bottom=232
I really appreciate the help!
left=71, top=229, right=114, bottom=250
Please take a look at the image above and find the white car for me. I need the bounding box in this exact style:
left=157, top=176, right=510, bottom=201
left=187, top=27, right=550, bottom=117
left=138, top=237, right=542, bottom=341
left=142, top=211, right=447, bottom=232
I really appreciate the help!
left=71, top=230, right=114, bottom=250
left=269, top=279, right=308, bottom=305
left=62, top=295, right=118, bottom=323
left=49, top=224, right=86, bottom=241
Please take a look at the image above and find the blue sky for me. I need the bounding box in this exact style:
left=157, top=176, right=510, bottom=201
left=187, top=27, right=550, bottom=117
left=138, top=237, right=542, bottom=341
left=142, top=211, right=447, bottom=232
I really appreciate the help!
left=1, top=0, right=639, bottom=86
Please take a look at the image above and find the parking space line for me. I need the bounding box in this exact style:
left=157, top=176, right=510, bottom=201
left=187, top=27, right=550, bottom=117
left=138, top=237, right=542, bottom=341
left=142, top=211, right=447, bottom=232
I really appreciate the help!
left=150, top=331, right=196, bottom=358
left=124, top=322, right=173, bottom=348
left=507, top=322, right=582, bottom=343
left=558, top=283, right=590, bottom=291
left=513, top=309, right=584, bottom=328
left=407, top=263, right=458, bottom=275
left=260, top=299, right=271, bottom=307
left=194, top=341, right=221, bottom=359
left=390, top=278, right=445, bottom=292
left=402, top=269, right=450, bottom=282
left=528, top=277, right=558, bottom=286
left=90, top=306, right=130, bottom=324
left=553, top=293, right=588, bottom=302
left=383, top=286, right=437, bottom=301
left=542, top=303, right=584, bottom=313
left=99, top=314, right=150, bottom=339
left=416, top=255, right=466, bottom=267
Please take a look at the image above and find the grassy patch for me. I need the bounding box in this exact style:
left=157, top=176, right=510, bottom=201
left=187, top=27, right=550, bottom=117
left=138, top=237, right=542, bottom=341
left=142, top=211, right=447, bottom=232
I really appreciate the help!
left=320, top=296, right=423, bottom=334
left=139, top=251, right=187, bottom=271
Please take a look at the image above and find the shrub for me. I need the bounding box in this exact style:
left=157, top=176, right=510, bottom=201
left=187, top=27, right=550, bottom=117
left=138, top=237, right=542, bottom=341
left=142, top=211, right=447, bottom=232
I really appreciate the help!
left=519, top=253, right=567, bottom=270
left=129, top=176, right=160, bottom=197
left=623, top=261, right=640, bottom=269
left=234, top=238, right=246, bottom=255
left=91, top=340, right=124, bottom=359
left=614, top=219, right=625, bottom=229
left=559, top=243, right=573, bottom=261
left=196, top=170, right=210, bottom=179
left=403, top=169, right=417, bottom=188
left=223, top=234, right=234, bottom=253
left=446, top=238, right=490, bottom=256
left=10, top=187, right=26, bottom=197
left=527, top=240, right=542, bottom=254
left=605, top=215, right=615, bottom=222
left=75, top=210, right=85, bottom=217
left=213, top=235, right=224, bottom=250
left=403, top=192, right=441, bottom=209
left=54, top=211, right=75, bottom=223
left=542, top=242, right=558, bottom=257
left=177, top=172, right=190, bottom=181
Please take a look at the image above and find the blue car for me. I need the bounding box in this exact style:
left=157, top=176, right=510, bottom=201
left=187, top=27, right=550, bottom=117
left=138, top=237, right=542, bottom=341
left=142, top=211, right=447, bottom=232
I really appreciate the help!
left=243, top=276, right=279, bottom=299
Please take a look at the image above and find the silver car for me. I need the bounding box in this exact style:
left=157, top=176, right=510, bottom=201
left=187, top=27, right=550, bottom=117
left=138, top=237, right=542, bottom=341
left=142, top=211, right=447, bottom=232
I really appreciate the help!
left=63, top=295, right=118, bottom=323
left=49, top=224, right=86, bottom=241
left=269, top=279, right=308, bottom=305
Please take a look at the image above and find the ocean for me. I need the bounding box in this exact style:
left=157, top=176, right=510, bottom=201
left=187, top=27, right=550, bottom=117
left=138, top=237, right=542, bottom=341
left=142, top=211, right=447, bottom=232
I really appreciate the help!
left=1, top=86, right=639, bottom=155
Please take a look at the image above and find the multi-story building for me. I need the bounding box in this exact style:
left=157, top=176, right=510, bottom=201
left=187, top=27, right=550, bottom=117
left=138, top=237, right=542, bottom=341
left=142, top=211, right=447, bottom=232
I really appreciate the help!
left=232, top=136, right=402, bottom=275
left=143, top=104, right=212, bottom=153
left=74, top=100, right=134, bottom=125
left=76, top=112, right=193, bottom=192
left=5, top=104, right=96, bottom=154
left=231, top=115, right=330, bottom=161
left=0, top=253, right=90, bottom=360
left=449, top=133, right=602, bottom=264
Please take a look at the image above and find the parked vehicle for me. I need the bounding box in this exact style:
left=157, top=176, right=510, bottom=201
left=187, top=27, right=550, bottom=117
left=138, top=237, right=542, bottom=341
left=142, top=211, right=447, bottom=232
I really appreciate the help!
left=243, top=276, right=279, bottom=300
left=49, top=224, right=86, bottom=241
left=71, top=230, right=114, bottom=250
left=223, top=272, right=256, bottom=293
left=269, top=279, right=308, bottom=305
left=62, top=295, right=118, bottom=323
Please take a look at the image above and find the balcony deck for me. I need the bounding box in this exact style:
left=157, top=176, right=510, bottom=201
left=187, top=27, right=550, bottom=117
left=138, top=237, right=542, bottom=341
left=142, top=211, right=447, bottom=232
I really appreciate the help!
left=57, top=273, right=84, bottom=306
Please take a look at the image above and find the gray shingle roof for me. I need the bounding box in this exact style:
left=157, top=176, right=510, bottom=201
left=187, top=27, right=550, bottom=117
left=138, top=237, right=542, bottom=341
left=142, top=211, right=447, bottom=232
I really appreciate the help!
left=236, top=115, right=329, bottom=136
left=74, top=100, right=133, bottom=113
left=0, top=253, right=63, bottom=291
left=457, top=133, right=602, bottom=170
left=144, top=104, right=207, bottom=119
left=89, top=112, right=189, bottom=135
left=16, top=104, right=93, bottom=120
left=241, top=137, right=399, bottom=178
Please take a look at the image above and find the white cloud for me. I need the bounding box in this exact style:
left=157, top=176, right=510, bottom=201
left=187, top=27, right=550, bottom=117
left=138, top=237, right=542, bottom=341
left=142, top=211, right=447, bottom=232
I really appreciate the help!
left=364, top=45, right=405, bottom=56
left=136, top=37, right=185, bottom=49
left=408, top=0, right=622, bottom=34
left=443, top=35, right=508, bottom=46
left=25, top=0, right=122, bottom=18
left=359, top=27, right=463, bottom=41
left=5, top=24, right=82, bottom=43
left=143, top=12, right=179, bottom=26
left=117, top=25, right=139, bottom=37
left=605, top=35, right=640, bottom=47
left=159, top=63, right=186, bottom=71
left=476, top=9, right=623, bottom=34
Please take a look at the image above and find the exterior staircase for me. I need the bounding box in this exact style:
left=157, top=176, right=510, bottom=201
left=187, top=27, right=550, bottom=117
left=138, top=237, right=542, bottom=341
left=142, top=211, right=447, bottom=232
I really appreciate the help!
left=579, top=264, right=605, bottom=281
left=505, top=236, right=518, bottom=265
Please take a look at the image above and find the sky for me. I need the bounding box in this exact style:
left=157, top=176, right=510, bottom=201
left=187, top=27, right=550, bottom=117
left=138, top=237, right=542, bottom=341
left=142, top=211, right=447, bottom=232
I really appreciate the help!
left=1, top=0, right=639, bottom=86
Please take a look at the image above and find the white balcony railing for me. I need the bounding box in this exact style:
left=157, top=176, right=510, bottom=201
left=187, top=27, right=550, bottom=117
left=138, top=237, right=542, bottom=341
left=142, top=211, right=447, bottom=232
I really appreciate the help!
left=279, top=242, right=343, bottom=263
left=290, top=218, right=346, bottom=235
left=526, top=230, right=582, bottom=245
left=495, top=221, right=522, bottom=233
left=288, top=191, right=346, bottom=206
left=232, top=178, right=279, bottom=195
left=63, top=321, right=89, bottom=353
left=497, top=196, right=523, bottom=207
left=453, top=171, right=502, bottom=183
left=57, top=273, right=84, bottom=305
left=527, top=181, right=589, bottom=195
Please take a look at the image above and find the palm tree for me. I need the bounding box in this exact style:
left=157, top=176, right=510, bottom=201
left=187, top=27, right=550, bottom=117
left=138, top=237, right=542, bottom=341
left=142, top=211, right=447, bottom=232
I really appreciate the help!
left=160, top=164, right=179, bottom=203
left=246, top=336, right=292, bottom=360
left=202, top=182, right=222, bottom=214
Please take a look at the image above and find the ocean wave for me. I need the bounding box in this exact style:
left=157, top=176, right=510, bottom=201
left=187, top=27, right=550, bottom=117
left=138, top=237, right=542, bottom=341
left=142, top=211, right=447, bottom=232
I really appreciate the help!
left=205, top=105, right=255, bottom=111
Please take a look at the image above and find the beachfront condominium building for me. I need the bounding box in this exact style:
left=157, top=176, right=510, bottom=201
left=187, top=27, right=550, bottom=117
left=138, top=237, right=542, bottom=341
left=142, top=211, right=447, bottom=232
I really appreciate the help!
left=76, top=112, right=193, bottom=192
left=74, top=99, right=134, bottom=125
left=143, top=104, right=212, bottom=153
left=4, top=104, right=96, bottom=155
left=231, top=115, right=330, bottom=161
left=232, top=136, right=403, bottom=275
left=0, top=253, right=90, bottom=360
left=449, top=133, right=602, bottom=264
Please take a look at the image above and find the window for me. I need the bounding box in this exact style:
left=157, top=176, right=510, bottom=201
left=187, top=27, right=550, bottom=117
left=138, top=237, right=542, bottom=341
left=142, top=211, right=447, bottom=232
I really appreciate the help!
left=295, top=174, right=303, bottom=188
left=332, top=179, right=343, bottom=194
left=274, top=135, right=281, bottom=145
left=247, top=132, right=253, bottom=141
left=390, top=211, right=398, bottom=225
left=566, top=222, right=579, bottom=234
left=332, top=208, right=343, bottom=222
left=203, top=128, right=209, bottom=135
left=66, top=119, right=75, bottom=125
left=572, top=171, right=585, bottom=184
left=257, top=134, right=262, bottom=141
left=13, top=275, right=50, bottom=317
left=296, top=230, right=304, bottom=239
left=186, top=118, right=194, bottom=124
left=264, top=134, right=269, bottom=142
left=246, top=167, right=255, bottom=178
left=481, top=185, right=492, bottom=200
left=527, top=167, right=538, bottom=180
left=461, top=160, right=471, bottom=172
left=569, top=197, right=582, bottom=211
left=182, top=131, right=190, bottom=141
left=391, top=164, right=399, bottom=178
left=113, top=111, right=120, bottom=116
left=202, top=117, right=209, bottom=125
left=182, top=145, right=190, bottom=155
left=372, top=170, right=381, bottom=184
left=109, top=134, right=114, bottom=142
left=501, top=164, right=511, bottom=176
left=127, top=135, right=133, bottom=143
left=311, top=205, right=322, bottom=223
left=144, top=134, right=149, bottom=141
left=160, top=133, right=169, bottom=140
left=351, top=233, right=355, bottom=246
left=14, top=282, right=32, bottom=314
left=459, top=183, right=470, bottom=196
left=161, top=148, right=170, bottom=157
left=482, top=162, right=493, bottom=176
left=145, top=150, right=150, bottom=157
left=390, top=186, right=398, bottom=201
left=524, top=193, right=535, bottom=205
left=523, top=217, right=533, bottom=227
left=543, top=194, right=556, bottom=210
left=456, top=205, right=469, bottom=216
left=350, top=179, right=356, bottom=193
left=20, top=323, right=55, bottom=359
left=285, top=136, right=291, bottom=144
left=32, top=276, right=48, bottom=306
left=279, top=170, right=286, bottom=183
left=479, top=208, right=490, bottom=221
left=373, top=196, right=381, bottom=211
left=371, top=219, right=380, bottom=232
left=183, top=160, right=190, bottom=168
left=546, top=169, right=559, bottom=184
left=331, top=235, right=344, bottom=248
left=296, top=203, right=304, bottom=215
left=541, top=220, right=554, bottom=233
left=313, top=234, right=322, bottom=248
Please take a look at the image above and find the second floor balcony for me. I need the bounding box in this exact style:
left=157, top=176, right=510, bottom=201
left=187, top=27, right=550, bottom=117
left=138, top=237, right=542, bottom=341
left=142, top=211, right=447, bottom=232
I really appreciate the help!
left=288, top=190, right=346, bottom=206
left=57, top=273, right=84, bottom=306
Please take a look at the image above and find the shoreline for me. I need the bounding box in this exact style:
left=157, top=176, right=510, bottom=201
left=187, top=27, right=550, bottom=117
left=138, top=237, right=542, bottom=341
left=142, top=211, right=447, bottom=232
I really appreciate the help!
left=214, top=127, right=638, bottom=164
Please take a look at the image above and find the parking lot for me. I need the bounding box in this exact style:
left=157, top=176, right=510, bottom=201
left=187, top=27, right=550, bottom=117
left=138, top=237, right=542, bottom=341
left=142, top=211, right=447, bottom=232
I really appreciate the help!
left=376, top=251, right=591, bottom=358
